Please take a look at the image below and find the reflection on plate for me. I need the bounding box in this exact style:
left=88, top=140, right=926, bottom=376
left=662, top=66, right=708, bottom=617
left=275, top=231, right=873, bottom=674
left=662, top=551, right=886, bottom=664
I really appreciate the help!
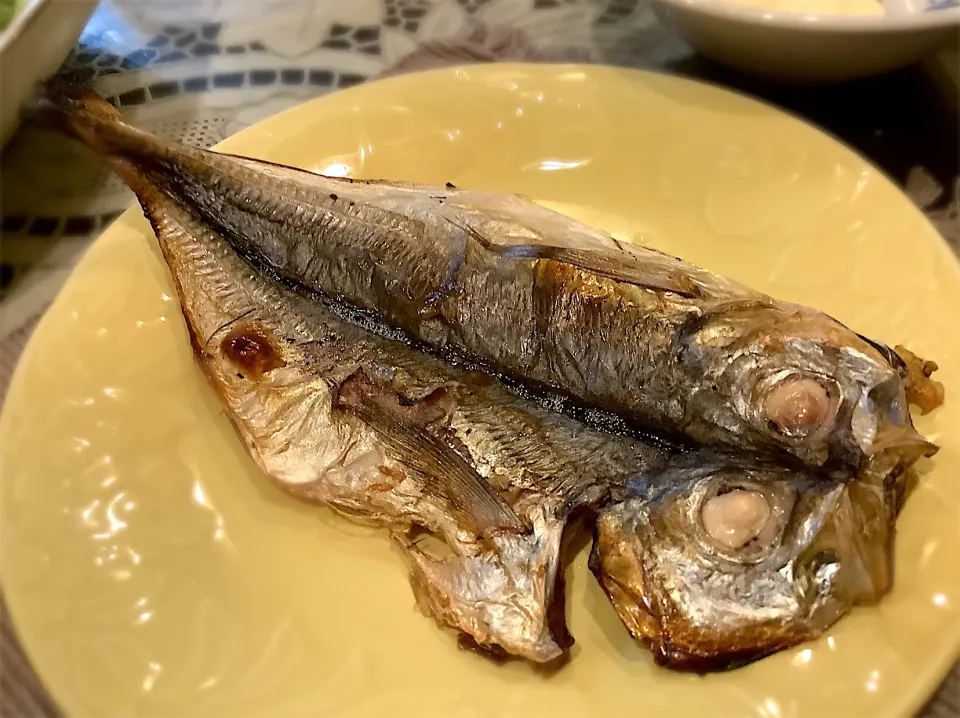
left=1, top=64, right=959, bottom=718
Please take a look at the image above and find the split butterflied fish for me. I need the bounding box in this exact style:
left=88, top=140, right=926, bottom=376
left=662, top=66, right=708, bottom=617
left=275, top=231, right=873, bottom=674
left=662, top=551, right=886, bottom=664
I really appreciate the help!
left=34, top=90, right=913, bottom=668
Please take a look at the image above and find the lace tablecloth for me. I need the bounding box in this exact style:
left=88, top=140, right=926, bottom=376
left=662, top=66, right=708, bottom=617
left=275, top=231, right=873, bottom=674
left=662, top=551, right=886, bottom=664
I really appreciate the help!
left=0, top=1, right=958, bottom=715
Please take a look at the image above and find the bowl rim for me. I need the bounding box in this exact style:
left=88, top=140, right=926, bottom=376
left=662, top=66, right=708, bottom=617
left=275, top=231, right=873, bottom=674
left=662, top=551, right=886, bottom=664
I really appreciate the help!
left=0, top=0, right=49, bottom=52
left=654, top=0, right=960, bottom=32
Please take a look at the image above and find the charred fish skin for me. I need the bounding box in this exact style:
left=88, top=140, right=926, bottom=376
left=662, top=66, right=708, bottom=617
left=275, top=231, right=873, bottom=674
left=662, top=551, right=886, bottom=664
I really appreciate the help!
left=39, top=91, right=939, bottom=474
left=590, top=453, right=900, bottom=672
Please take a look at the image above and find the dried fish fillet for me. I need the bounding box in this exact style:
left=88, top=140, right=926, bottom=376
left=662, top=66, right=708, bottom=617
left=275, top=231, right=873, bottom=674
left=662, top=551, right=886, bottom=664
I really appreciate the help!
left=36, top=90, right=916, bottom=669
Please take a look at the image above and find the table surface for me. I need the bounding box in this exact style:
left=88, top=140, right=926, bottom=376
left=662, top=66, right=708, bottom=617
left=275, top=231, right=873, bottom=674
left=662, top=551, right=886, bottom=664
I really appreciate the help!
left=0, top=0, right=958, bottom=716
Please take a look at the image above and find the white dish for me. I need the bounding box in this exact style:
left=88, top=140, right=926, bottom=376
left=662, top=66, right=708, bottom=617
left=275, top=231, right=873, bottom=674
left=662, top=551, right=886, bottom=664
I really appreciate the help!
left=651, top=0, right=960, bottom=82
left=0, top=0, right=98, bottom=146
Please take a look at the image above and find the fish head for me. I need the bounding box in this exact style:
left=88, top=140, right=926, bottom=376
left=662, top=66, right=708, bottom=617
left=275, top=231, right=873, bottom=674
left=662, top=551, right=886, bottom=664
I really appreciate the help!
left=590, top=454, right=898, bottom=671
left=684, top=306, right=937, bottom=469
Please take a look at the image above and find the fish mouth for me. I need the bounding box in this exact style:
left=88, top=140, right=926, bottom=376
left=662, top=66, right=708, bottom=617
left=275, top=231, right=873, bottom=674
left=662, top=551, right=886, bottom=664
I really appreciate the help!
left=851, top=374, right=939, bottom=467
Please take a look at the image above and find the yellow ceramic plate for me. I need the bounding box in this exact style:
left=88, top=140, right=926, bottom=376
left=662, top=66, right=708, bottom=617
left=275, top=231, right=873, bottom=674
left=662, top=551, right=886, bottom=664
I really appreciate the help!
left=2, top=64, right=959, bottom=718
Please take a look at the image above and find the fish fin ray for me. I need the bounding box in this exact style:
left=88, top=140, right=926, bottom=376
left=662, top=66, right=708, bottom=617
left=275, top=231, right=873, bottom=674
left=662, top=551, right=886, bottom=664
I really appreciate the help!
left=445, top=216, right=492, bottom=249
left=856, top=333, right=908, bottom=373
left=514, top=244, right=705, bottom=297
left=335, top=369, right=525, bottom=535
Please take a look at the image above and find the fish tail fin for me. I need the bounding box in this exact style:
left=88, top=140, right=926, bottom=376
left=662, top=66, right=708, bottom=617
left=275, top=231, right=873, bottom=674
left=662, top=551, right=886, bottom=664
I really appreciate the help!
left=24, top=83, right=166, bottom=168
left=27, top=84, right=178, bottom=210
left=27, top=85, right=185, bottom=260
left=25, top=81, right=123, bottom=144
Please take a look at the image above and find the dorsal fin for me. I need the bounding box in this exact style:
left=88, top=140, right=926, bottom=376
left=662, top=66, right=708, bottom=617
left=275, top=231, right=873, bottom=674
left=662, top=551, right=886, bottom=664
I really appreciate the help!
left=447, top=217, right=747, bottom=300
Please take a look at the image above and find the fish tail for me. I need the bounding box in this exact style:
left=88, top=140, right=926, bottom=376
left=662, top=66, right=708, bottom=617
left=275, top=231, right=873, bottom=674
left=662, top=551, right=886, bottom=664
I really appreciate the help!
left=26, top=84, right=189, bottom=271
left=25, top=81, right=122, bottom=145
left=26, top=84, right=182, bottom=214
left=24, top=83, right=170, bottom=171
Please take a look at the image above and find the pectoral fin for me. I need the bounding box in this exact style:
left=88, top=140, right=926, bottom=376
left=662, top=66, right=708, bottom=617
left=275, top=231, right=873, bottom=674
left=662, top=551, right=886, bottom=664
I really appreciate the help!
left=335, top=369, right=525, bottom=536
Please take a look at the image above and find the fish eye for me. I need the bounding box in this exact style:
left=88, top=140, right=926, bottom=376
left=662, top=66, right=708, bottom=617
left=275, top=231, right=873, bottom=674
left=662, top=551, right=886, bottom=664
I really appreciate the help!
left=696, top=478, right=796, bottom=562
left=763, top=374, right=838, bottom=437
left=701, top=489, right=771, bottom=550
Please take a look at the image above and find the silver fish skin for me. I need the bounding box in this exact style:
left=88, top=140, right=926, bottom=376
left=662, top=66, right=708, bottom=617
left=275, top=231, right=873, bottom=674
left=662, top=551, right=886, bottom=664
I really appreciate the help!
left=160, top=200, right=677, bottom=663
left=41, top=92, right=914, bottom=670
left=591, top=452, right=902, bottom=672
left=38, top=90, right=941, bottom=475
left=134, top=176, right=901, bottom=670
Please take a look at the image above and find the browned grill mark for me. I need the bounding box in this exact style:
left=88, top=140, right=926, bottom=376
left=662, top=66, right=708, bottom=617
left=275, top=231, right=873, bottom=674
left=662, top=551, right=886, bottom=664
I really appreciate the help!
left=376, top=465, right=406, bottom=481
left=221, top=323, right=286, bottom=379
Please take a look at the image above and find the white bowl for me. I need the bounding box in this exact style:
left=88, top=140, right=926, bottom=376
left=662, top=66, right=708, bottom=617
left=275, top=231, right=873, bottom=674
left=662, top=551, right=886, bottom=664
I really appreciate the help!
left=651, top=0, right=960, bottom=82
left=0, top=0, right=99, bottom=146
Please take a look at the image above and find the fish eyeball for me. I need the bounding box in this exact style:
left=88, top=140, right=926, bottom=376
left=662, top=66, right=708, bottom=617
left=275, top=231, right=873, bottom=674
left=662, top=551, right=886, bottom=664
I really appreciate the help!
left=765, top=377, right=832, bottom=435
left=701, top=490, right=772, bottom=550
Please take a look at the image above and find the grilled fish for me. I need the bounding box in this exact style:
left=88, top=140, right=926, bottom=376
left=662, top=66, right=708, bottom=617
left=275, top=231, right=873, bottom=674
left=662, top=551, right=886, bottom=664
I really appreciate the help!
left=592, top=452, right=903, bottom=671
left=41, top=91, right=911, bottom=667
left=120, top=155, right=902, bottom=668
left=34, top=87, right=942, bottom=474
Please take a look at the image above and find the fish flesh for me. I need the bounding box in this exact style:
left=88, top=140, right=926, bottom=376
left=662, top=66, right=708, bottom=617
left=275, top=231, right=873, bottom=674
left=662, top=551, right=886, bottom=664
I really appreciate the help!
left=592, top=451, right=902, bottom=671
left=39, top=91, right=915, bottom=667
left=34, top=87, right=943, bottom=474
